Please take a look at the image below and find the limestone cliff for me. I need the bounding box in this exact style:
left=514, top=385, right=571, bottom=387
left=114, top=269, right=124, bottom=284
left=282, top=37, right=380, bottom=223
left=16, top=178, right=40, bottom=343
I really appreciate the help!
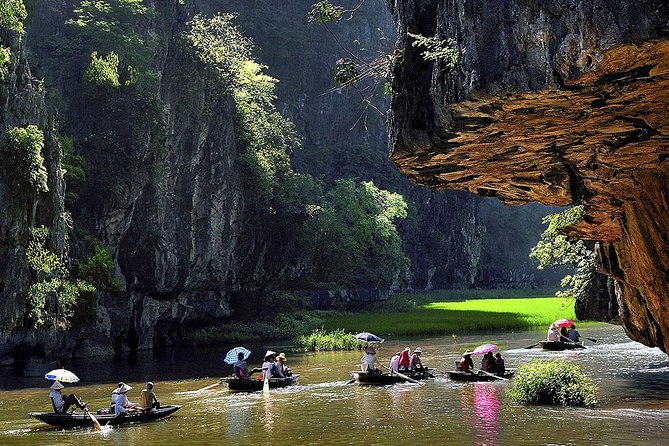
left=387, top=0, right=669, bottom=350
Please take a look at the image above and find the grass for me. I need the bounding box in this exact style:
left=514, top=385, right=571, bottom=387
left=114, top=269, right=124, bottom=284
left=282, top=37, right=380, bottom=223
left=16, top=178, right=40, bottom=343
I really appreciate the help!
left=295, top=328, right=365, bottom=351
left=321, top=296, right=582, bottom=337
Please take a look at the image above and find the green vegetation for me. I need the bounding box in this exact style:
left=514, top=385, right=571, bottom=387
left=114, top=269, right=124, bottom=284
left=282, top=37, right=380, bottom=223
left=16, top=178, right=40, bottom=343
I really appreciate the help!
left=321, top=296, right=578, bottom=337
left=296, top=328, right=364, bottom=352
left=0, top=46, right=10, bottom=81
left=59, top=135, right=86, bottom=183
left=1, top=125, right=48, bottom=194
left=85, top=51, right=120, bottom=90
left=531, top=206, right=595, bottom=301
left=408, top=33, right=459, bottom=67
left=25, top=226, right=117, bottom=328
left=506, top=359, right=598, bottom=407
left=0, top=0, right=27, bottom=34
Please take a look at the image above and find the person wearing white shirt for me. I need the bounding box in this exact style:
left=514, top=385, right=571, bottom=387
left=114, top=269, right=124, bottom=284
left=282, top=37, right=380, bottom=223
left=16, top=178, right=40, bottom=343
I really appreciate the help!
left=48, top=381, right=87, bottom=413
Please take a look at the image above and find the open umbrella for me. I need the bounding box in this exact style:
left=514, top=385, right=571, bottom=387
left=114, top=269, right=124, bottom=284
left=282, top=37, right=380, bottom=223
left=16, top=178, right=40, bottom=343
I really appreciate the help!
left=353, top=332, right=385, bottom=343
left=471, top=344, right=497, bottom=356
left=553, top=319, right=575, bottom=328
left=44, top=369, right=80, bottom=383
left=224, top=347, right=251, bottom=365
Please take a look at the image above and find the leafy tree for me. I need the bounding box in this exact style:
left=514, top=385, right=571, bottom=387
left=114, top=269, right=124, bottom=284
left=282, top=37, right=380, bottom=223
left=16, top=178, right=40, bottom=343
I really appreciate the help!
left=530, top=206, right=595, bottom=301
left=0, top=0, right=27, bottom=35
left=85, top=51, right=120, bottom=90
left=0, top=46, right=10, bottom=81
left=1, top=125, right=48, bottom=194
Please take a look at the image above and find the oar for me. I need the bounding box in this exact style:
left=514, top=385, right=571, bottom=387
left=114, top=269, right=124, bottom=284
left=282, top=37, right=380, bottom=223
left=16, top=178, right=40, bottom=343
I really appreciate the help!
left=586, top=337, right=597, bottom=343
left=524, top=340, right=543, bottom=349
left=195, top=382, right=221, bottom=392
left=85, top=408, right=102, bottom=431
left=263, top=370, right=270, bottom=394
left=477, top=370, right=508, bottom=381
left=391, top=370, right=421, bottom=384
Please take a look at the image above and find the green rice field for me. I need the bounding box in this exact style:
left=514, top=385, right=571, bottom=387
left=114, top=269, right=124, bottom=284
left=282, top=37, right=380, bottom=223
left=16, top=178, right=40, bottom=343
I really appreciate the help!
left=321, top=297, right=591, bottom=337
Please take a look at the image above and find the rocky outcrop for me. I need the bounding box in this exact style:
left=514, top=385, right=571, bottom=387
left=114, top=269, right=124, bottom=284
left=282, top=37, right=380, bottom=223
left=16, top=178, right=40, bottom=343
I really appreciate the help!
left=387, top=0, right=669, bottom=350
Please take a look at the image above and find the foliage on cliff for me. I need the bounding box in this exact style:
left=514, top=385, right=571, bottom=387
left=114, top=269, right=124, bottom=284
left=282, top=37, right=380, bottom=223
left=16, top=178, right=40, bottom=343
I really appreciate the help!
left=531, top=206, right=595, bottom=302
left=0, top=0, right=26, bottom=35
left=1, top=125, right=49, bottom=195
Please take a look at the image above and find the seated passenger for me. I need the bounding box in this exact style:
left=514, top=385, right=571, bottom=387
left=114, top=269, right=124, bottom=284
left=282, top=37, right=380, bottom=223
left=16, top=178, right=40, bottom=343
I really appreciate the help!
left=48, top=381, right=87, bottom=414
left=458, top=353, right=474, bottom=373
left=262, top=351, right=284, bottom=379
left=547, top=323, right=560, bottom=342
left=140, top=382, right=160, bottom=411
left=481, top=353, right=490, bottom=372
left=560, top=326, right=569, bottom=341
left=389, top=352, right=400, bottom=372
left=361, top=346, right=381, bottom=373
left=567, top=324, right=581, bottom=342
left=233, top=352, right=249, bottom=378
left=485, top=352, right=497, bottom=373
left=495, top=353, right=505, bottom=376
left=110, top=382, right=124, bottom=412
left=276, top=353, right=292, bottom=377
left=410, top=347, right=424, bottom=371
left=397, top=347, right=411, bottom=371
left=114, top=383, right=140, bottom=415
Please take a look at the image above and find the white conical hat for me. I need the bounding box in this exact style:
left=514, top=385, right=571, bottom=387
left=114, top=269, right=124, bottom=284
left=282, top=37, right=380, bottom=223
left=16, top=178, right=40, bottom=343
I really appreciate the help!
left=119, top=383, right=132, bottom=393
left=264, top=350, right=276, bottom=358
left=50, top=381, right=64, bottom=390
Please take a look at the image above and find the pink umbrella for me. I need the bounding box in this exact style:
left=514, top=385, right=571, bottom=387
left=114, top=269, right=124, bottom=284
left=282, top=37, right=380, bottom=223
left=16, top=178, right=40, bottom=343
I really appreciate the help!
left=553, top=319, right=574, bottom=328
left=471, top=344, right=497, bottom=356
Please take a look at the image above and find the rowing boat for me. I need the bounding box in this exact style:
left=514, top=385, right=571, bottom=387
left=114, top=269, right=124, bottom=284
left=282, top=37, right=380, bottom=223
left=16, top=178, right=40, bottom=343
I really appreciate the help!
left=29, top=405, right=181, bottom=428
left=222, top=375, right=299, bottom=392
left=351, top=369, right=434, bottom=385
left=447, top=369, right=516, bottom=382
left=540, top=341, right=586, bottom=351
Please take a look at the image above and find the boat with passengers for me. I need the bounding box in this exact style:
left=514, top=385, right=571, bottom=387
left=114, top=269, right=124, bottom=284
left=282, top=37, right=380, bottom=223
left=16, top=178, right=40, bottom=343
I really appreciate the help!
left=30, top=405, right=181, bottom=428
left=540, top=340, right=586, bottom=351
left=447, top=369, right=516, bottom=382
left=350, top=369, right=434, bottom=385
left=222, top=375, right=300, bottom=392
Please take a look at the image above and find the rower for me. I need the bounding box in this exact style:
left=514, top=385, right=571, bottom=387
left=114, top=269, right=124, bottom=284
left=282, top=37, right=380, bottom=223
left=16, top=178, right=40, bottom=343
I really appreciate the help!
left=410, top=347, right=424, bottom=371
left=140, top=382, right=160, bottom=411
left=567, top=324, right=581, bottom=342
left=276, top=353, right=292, bottom=377
left=262, top=351, right=284, bottom=379
left=457, top=353, right=474, bottom=373
left=495, top=353, right=505, bottom=376
left=48, top=381, right=87, bottom=414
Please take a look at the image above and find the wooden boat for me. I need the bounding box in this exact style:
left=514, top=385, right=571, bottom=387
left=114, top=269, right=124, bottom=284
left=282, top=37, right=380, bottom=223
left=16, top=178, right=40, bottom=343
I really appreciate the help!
left=540, top=341, right=586, bottom=351
left=447, top=369, right=516, bottom=382
left=29, top=405, right=181, bottom=429
left=351, top=369, right=434, bottom=385
left=222, top=375, right=299, bottom=392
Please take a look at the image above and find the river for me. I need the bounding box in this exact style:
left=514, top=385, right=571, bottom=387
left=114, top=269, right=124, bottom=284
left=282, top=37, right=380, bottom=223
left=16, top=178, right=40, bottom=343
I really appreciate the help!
left=1, top=325, right=668, bottom=445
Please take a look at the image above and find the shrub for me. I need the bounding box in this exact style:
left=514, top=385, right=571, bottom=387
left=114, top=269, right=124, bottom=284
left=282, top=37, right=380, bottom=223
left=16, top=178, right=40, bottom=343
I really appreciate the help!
left=295, top=328, right=364, bottom=352
left=0, top=46, right=10, bottom=81
left=506, top=359, right=598, bottom=407
left=0, top=0, right=27, bottom=35
left=1, top=125, right=48, bottom=194
left=85, top=51, right=120, bottom=90
left=76, top=244, right=119, bottom=291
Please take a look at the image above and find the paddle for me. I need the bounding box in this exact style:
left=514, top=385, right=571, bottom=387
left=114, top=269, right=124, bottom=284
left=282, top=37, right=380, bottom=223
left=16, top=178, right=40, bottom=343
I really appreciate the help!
left=195, top=382, right=221, bottom=392
left=263, top=369, right=270, bottom=394
left=477, top=370, right=508, bottom=381
left=586, top=337, right=597, bottom=343
left=524, top=340, right=543, bottom=349
left=85, top=408, right=102, bottom=431
left=391, top=370, right=421, bottom=384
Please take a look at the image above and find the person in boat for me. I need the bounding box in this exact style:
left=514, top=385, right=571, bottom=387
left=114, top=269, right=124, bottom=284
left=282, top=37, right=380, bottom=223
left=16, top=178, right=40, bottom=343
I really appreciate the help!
left=276, top=353, right=292, bottom=377
left=262, top=351, right=284, bottom=379
left=361, top=345, right=383, bottom=373
left=110, top=382, right=123, bottom=412
left=114, top=383, right=140, bottom=415
left=233, top=352, right=249, bottom=378
left=560, top=326, right=569, bottom=341
left=481, top=352, right=490, bottom=372
left=484, top=352, right=497, bottom=373
left=397, top=347, right=411, bottom=371
left=567, top=324, right=581, bottom=342
left=410, top=347, right=424, bottom=371
left=140, top=382, right=160, bottom=411
left=547, top=323, right=561, bottom=342
left=458, top=353, right=474, bottom=373
left=494, top=353, right=505, bottom=376
left=389, top=351, right=400, bottom=372
left=48, top=381, right=87, bottom=414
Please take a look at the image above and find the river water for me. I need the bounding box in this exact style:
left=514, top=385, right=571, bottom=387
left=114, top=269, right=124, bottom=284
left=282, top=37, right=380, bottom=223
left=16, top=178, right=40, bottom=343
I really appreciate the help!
left=1, top=324, right=668, bottom=445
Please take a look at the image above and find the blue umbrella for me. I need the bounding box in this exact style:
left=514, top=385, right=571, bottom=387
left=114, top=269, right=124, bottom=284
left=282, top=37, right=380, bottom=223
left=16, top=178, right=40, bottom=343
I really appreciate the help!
left=44, top=369, right=80, bottom=383
left=353, top=332, right=385, bottom=343
left=224, top=347, right=251, bottom=365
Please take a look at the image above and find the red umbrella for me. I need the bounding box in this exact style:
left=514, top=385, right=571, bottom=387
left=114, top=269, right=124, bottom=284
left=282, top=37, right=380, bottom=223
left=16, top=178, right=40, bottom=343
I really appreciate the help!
left=470, top=344, right=497, bottom=356
left=553, top=319, right=574, bottom=328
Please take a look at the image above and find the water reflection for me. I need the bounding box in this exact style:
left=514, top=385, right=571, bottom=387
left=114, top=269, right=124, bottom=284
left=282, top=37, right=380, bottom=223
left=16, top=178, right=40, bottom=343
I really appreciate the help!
left=472, top=385, right=501, bottom=446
